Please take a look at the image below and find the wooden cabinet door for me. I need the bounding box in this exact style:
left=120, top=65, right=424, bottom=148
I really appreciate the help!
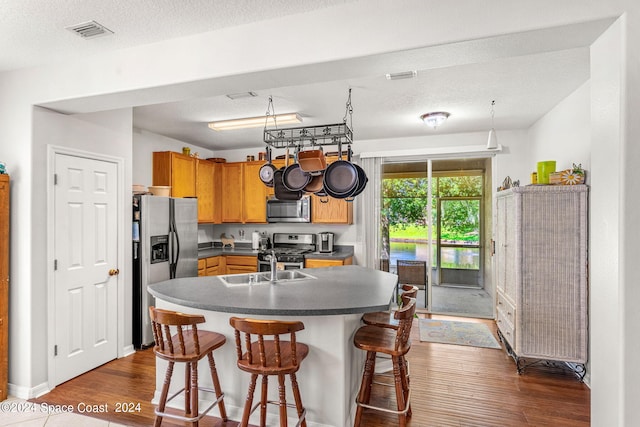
left=196, top=159, right=215, bottom=223
left=243, top=161, right=270, bottom=223
left=153, top=152, right=196, bottom=198
left=221, top=163, right=244, bottom=223
left=226, top=265, right=257, bottom=274
left=311, top=195, right=353, bottom=224
left=225, top=255, right=257, bottom=274
left=305, top=257, right=352, bottom=268
left=197, top=259, right=206, bottom=276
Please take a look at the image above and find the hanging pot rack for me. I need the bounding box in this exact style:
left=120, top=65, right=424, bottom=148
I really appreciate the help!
left=262, top=89, right=354, bottom=149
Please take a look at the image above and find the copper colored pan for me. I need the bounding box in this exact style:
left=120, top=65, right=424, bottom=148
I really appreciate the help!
left=298, top=149, right=326, bottom=173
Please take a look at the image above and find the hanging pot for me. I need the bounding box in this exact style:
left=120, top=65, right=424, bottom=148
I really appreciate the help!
left=303, top=172, right=324, bottom=194
left=273, top=153, right=302, bottom=200
left=282, top=147, right=311, bottom=192
left=258, top=147, right=277, bottom=187
left=298, top=149, right=327, bottom=174
left=322, top=145, right=358, bottom=198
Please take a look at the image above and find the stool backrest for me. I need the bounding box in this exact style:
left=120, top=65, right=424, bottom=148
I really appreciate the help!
left=149, top=306, right=205, bottom=356
left=229, top=317, right=305, bottom=368
left=400, top=285, right=419, bottom=306
left=393, top=297, right=416, bottom=352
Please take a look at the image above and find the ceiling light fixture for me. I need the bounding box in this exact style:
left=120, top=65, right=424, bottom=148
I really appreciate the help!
left=225, top=91, right=258, bottom=100
left=420, top=111, right=450, bottom=129
left=487, top=100, right=498, bottom=149
left=385, top=70, right=417, bottom=80
left=208, top=113, right=301, bottom=131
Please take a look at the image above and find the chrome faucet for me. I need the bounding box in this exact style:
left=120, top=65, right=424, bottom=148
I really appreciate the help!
left=269, top=250, right=277, bottom=281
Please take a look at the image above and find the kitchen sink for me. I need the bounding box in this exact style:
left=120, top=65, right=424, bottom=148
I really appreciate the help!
left=218, top=270, right=316, bottom=287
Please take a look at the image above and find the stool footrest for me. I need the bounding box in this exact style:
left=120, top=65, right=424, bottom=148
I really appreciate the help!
left=247, top=400, right=307, bottom=427
left=155, top=386, right=225, bottom=423
left=355, top=388, right=411, bottom=416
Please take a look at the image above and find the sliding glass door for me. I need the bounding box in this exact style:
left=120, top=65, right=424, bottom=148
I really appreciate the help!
left=381, top=158, right=492, bottom=317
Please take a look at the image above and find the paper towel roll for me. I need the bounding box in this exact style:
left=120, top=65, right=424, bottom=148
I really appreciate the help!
left=252, top=231, right=260, bottom=250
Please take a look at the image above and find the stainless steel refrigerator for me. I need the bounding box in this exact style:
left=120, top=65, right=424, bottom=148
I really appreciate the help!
left=132, top=195, right=198, bottom=348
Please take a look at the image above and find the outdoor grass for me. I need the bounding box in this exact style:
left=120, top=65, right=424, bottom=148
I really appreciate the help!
left=390, top=224, right=478, bottom=243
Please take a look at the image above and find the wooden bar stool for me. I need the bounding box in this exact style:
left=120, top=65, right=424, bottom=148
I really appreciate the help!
left=353, top=298, right=416, bottom=427
left=361, top=284, right=419, bottom=329
left=149, top=307, right=227, bottom=427
left=229, top=317, right=309, bottom=427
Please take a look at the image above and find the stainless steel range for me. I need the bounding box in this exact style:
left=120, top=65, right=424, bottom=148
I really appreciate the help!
left=257, top=233, right=316, bottom=271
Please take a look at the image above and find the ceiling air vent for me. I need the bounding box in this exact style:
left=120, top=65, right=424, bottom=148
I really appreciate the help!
left=66, top=21, right=113, bottom=39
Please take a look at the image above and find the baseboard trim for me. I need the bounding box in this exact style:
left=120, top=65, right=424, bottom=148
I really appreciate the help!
left=8, top=381, right=51, bottom=399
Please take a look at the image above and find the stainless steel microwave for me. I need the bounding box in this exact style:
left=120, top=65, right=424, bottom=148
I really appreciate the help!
left=266, top=197, right=311, bottom=223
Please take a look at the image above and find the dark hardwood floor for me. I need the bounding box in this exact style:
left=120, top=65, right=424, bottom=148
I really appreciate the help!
left=31, top=314, right=590, bottom=426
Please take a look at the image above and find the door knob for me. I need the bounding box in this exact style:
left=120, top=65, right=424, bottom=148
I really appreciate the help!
left=109, top=269, right=120, bottom=276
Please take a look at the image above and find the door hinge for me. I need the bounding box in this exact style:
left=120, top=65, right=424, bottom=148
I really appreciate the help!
left=54, top=174, right=58, bottom=185
left=54, top=345, right=58, bottom=356
left=54, top=260, right=58, bottom=270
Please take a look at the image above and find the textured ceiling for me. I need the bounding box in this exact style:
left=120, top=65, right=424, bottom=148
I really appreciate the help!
left=1, top=1, right=612, bottom=150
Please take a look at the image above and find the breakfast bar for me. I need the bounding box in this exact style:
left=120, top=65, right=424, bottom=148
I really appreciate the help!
left=148, top=265, right=398, bottom=427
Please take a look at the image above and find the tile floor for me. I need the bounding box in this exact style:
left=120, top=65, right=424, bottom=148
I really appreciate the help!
left=0, top=397, right=126, bottom=427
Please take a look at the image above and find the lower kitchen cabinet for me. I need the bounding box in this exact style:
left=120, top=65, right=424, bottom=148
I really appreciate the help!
left=206, top=256, right=222, bottom=276
left=224, top=255, right=257, bottom=274
left=197, top=259, right=206, bottom=276
left=305, top=256, right=353, bottom=268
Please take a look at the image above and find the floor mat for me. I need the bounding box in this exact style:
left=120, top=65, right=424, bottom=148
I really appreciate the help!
left=418, top=318, right=501, bottom=349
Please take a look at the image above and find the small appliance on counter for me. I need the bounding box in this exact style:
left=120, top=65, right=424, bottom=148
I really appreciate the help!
left=318, top=232, right=335, bottom=253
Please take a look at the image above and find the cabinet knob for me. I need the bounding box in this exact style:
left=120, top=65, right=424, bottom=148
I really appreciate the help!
left=109, top=269, right=120, bottom=276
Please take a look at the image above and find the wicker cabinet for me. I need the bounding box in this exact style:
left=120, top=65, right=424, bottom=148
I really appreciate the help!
left=494, top=185, right=588, bottom=375
left=0, top=175, right=9, bottom=401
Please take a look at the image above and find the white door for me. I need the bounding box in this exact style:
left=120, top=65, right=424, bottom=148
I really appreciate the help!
left=53, top=153, right=119, bottom=385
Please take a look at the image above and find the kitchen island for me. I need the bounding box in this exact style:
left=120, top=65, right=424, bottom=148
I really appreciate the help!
left=148, top=265, right=397, bottom=427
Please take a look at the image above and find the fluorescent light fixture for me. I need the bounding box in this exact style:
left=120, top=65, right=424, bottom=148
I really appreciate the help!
left=208, top=113, right=301, bottom=131
left=420, top=111, right=450, bottom=129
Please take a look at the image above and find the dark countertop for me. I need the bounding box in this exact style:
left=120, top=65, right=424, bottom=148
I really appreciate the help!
left=148, top=265, right=397, bottom=316
left=197, top=244, right=354, bottom=261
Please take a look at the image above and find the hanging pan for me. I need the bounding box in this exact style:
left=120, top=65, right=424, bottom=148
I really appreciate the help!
left=258, top=147, right=277, bottom=187
left=322, top=144, right=359, bottom=199
left=282, top=146, right=311, bottom=192
left=345, top=163, right=368, bottom=201
left=298, top=148, right=327, bottom=174
left=274, top=150, right=302, bottom=200
left=303, top=171, right=324, bottom=194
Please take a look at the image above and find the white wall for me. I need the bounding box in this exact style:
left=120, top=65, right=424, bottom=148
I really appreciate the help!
left=528, top=81, right=591, bottom=178
left=30, top=107, right=133, bottom=392
left=132, top=128, right=214, bottom=188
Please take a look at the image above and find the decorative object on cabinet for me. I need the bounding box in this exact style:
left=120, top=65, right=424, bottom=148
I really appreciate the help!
left=498, top=176, right=513, bottom=191
left=494, top=185, right=588, bottom=380
left=549, top=163, right=585, bottom=185
left=536, top=160, right=556, bottom=184
left=220, top=233, right=235, bottom=249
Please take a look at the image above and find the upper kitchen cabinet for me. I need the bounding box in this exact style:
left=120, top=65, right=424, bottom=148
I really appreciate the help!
left=153, top=151, right=196, bottom=198
left=311, top=195, right=353, bottom=224
left=196, top=159, right=221, bottom=223
left=221, top=162, right=244, bottom=223
left=243, top=161, right=273, bottom=223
